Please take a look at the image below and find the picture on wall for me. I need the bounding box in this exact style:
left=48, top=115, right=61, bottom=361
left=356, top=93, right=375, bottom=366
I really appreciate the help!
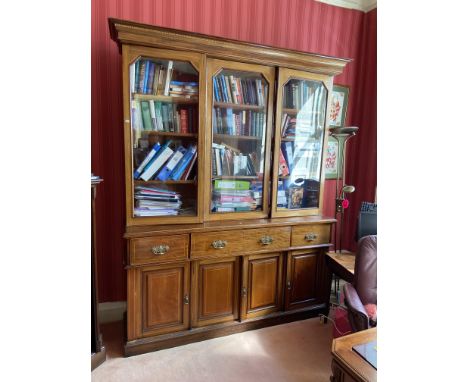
left=325, top=138, right=341, bottom=179
left=329, top=84, right=349, bottom=128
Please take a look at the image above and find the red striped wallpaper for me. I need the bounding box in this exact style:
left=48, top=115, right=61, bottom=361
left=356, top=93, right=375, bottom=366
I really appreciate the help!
left=92, top=0, right=376, bottom=302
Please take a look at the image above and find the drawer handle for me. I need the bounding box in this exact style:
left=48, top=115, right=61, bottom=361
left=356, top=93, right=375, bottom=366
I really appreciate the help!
left=260, top=235, right=274, bottom=245
left=151, top=245, right=170, bottom=255
left=211, top=240, right=227, bottom=249
left=304, top=233, right=318, bottom=241
left=287, top=281, right=292, bottom=290
left=183, top=294, right=189, bottom=305
left=242, top=287, right=247, bottom=297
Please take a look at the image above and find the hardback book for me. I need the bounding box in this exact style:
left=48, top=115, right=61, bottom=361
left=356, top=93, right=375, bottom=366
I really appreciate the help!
left=133, top=142, right=161, bottom=179
left=146, top=61, right=155, bottom=94
left=140, top=141, right=174, bottom=181
left=143, top=60, right=152, bottom=94
left=134, top=60, right=140, bottom=92
left=149, top=100, right=157, bottom=130
left=170, top=145, right=197, bottom=180
left=180, top=109, right=188, bottom=133
left=279, top=149, right=289, bottom=176
left=161, top=104, right=169, bottom=131
left=156, top=146, right=187, bottom=181
left=229, top=75, right=239, bottom=104
left=167, top=103, right=174, bottom=132
left=152, top=64, right=161, bottom=95
left=155, top=102, right=164, bottom=131
left=163, top=61, right=173, bottom=96
left=140, top=101, right=153, bottom=130
left=138, top=60, right=147, bottom=93
left=181, top=152, right=197, bottom=180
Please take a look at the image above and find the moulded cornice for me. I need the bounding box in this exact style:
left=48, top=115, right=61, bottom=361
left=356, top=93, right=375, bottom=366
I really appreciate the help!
left=316, top=0, right=377, bottom=13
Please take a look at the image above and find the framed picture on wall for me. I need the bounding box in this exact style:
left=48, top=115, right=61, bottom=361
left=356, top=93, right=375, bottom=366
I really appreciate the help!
left=325, top=138, right=341, bottom=179
left=329, top=84, right=349, bottom=128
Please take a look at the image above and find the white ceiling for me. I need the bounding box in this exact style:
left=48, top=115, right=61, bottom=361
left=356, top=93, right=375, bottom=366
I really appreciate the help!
left=316, top=0, right=377, bottom=13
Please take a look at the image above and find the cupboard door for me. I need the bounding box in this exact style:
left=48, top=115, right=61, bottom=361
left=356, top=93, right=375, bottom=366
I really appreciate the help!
left=271, top=68, right=334, bottom=218
left=285, top=250, right=319, bottom=310
left=191, top=257, right=240, bottom=327
left=140, top=262, right=190, bottom=337
left=241, top=253, right=283, bottom=320
left=205, top=58, right=275, bottom=221
left=122, top=45, right=205, bottom=226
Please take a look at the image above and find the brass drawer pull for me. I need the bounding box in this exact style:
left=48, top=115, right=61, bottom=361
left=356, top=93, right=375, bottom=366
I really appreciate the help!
left=304, top=233, right=318, bottom=241
left=260, top=235, right=274, bottom=245
left=151, top=245, right=170, bottom=255
left=241, top=287, right=247, bottom=297
left=211, top=240, right=227, bottom=249
left=183, top=294, right=189, bottom=305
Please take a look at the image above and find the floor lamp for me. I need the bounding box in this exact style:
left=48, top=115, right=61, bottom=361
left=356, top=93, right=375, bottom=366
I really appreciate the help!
left=329, top=126, right=359, bottom=254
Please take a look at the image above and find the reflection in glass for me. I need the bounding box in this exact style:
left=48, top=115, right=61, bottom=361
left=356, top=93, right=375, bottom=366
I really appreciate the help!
left=210, top=70, right=268, bottom=213
left=129, top=57, right=199, bottom=217
left=277, top=79, right=327, bottom=210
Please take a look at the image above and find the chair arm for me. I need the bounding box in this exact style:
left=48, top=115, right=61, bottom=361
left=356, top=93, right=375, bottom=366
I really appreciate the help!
left=343, top=283, right=370, bottom=332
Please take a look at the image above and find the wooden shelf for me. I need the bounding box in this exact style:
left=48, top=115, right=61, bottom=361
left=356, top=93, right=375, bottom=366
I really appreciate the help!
left=135, top=180, right=197, bottom=185
left=146, top=131, right=198, bottom=138
left=282, top=108, right=323, bottom=115
left=283, top=108, right=299, bottom=114
left=212, top=176, right=258, bottom=180
left=213, top=133, right=261, bottom=141
left=214, top=102, right=264, bottom=111
left=281, top=137, right=295, bottom=142
left=133, top=93, right=198, bottom=104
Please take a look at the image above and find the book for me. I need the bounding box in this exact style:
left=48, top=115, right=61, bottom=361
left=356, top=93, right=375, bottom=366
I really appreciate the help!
left=281, top=141, right=294, bottom=173
left=140, top=101, right=153, bottom=130
left=133, top=142, right=161, bottom=179
left=134, top=60, right=140, bottom=92
left=170, top=145, right=197, bottom=180
left=156, top=146, right=187, bottom=181
left=152, top=64, right=161, bottom=95
left=214, top=179, right=250, bottom=190
left=149, top=100, right=157, bottom=130
left=140, top=141, right=174, bottom=181
left=138, top=60, right=147, bottom=93
left=146, top=61, right=155, bottom=94
left=181, top=152, right=197, bottom=180
left=155, top=102, right=163, bottom=131
left=163, top=61, right=173, bottom=96
left=279, top=149, right=289, bottom=176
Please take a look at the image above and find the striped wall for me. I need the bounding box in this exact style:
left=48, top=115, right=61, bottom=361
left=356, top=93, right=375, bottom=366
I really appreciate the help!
left=92, top=0, right=376, bottom=302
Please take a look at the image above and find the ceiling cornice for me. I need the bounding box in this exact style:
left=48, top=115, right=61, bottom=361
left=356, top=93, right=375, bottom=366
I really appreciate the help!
left=316, top=0, right=377, bottom=13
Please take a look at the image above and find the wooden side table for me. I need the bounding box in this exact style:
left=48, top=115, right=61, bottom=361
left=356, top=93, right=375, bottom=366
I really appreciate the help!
left=91, top=176, right=106, bottom=370
left=330, top=328, right=377, bottom=382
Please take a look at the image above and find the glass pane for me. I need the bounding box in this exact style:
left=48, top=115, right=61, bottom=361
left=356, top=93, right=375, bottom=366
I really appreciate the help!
left=129, top=57, right=199, bottom=217
left=210, top=69, right=268, bottom=213
left=277, top=79, right=327, bottom=210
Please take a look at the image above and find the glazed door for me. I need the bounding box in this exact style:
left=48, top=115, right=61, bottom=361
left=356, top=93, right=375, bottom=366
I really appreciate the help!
left=271, top=68, right=333, bottom=218
left=191, top=257, right=240, bottom=327
left=241, top=253, right=284, bottom=320
left=122, top=45, right=205, bottom=226
left=205, top=59, right=275, bottom=221
left=285, top=250, right=320, bottom=311
left=139, top=262, right=190, bottom=337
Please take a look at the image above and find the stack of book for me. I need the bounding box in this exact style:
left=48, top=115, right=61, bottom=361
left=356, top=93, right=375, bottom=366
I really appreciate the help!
left=134, top=186, right=181, bottom=216
left=133, top=141, right=198, bottom=182
left=213, top=75, right=267, bottom=106
left=212, top=143, right=258, bottom=177
left=131, top=100, right=198, bottom=133
left=212, top=180, right=257, bottom=212
left=169, top=81, right=199, bottom=98
left=213, top=107, right=264, bottom=137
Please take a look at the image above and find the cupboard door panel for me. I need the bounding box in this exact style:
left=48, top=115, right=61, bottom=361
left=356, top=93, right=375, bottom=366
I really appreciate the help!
left=285, top=251, right=319, bottom=310
left=192, top=257, right=240, bottom=327
left=141, top=263, right=189, bottom=336
left=241, top=253, right=283, bottom=320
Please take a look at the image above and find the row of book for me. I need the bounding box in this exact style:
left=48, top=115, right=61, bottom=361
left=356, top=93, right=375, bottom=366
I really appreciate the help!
left=213, top=108, right=265, bottom=137
left=131, top=59, right=199, bottom=97
left=134, top=186, right=181, bottom=216
left=213, top=75, right=267, bottom=106
left=283, top=81, right=325, bottom=111
left=212, top=143, right=260, bottom=177
left=132, top=100, right=198, bottom=133
left=211, top=179, right=262, bottom=212
left=280, top=112, right=324, bottom=139
left=134, top=140, right=197, bottom=182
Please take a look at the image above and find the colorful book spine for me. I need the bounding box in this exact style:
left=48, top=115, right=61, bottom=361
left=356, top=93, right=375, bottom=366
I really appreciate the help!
left=140, top=101, right=153, bottom=130
left=163, top=61, right=173, bottom=96
left=133, top=142, right=161, bottom=179
left=140, top=141, right=174, bottom=181
left=182, top=152, right=197, bottom=180
left=180, top=109, right=188, bottom=133
left=226, top=108, right=234, bottom=135
left=170, top=145, right=197, bottom=180
left=142, top=60, right=151, bottom=94
left=138, top=60, right=146, bottom=93
left=214, top=179, right=250, bottom=190
left=157, top=146, right=187, bottom=181
left=149, top=100, right=157, bottom=130
left=147, top=62, right=156, bottom=94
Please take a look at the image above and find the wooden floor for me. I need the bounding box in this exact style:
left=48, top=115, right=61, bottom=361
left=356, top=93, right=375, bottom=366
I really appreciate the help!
left=92, top=317, right=334, bottom=382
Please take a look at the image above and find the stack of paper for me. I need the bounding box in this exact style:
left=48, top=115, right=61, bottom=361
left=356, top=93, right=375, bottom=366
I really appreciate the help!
left=134, top=186, right=181, bottom=216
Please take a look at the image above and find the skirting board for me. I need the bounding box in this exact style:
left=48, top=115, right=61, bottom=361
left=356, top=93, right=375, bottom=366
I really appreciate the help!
left=98, top=301, right=126, bottom=324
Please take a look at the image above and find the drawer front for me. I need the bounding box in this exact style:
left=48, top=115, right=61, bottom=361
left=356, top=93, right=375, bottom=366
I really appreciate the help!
left=243, top=227, right=291, bottom=252
left=191, top=230, right=243, bottom=259
left=291, top=224, right=330, bottom=247
left=130, top=235, right=189, bottom=265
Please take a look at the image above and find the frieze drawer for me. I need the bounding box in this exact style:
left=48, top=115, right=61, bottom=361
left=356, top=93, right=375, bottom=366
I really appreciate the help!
left=291, top=224, right=330, bottom=247
left=191, top=230, right=244, bottom=259
left=130, top=234, right=189, bottom=265
left=243, top=227, right=291, bottom=252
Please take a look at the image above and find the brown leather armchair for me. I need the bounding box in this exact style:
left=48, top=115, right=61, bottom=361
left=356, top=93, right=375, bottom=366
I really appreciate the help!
left=343, top=235, right=377, bottom=332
